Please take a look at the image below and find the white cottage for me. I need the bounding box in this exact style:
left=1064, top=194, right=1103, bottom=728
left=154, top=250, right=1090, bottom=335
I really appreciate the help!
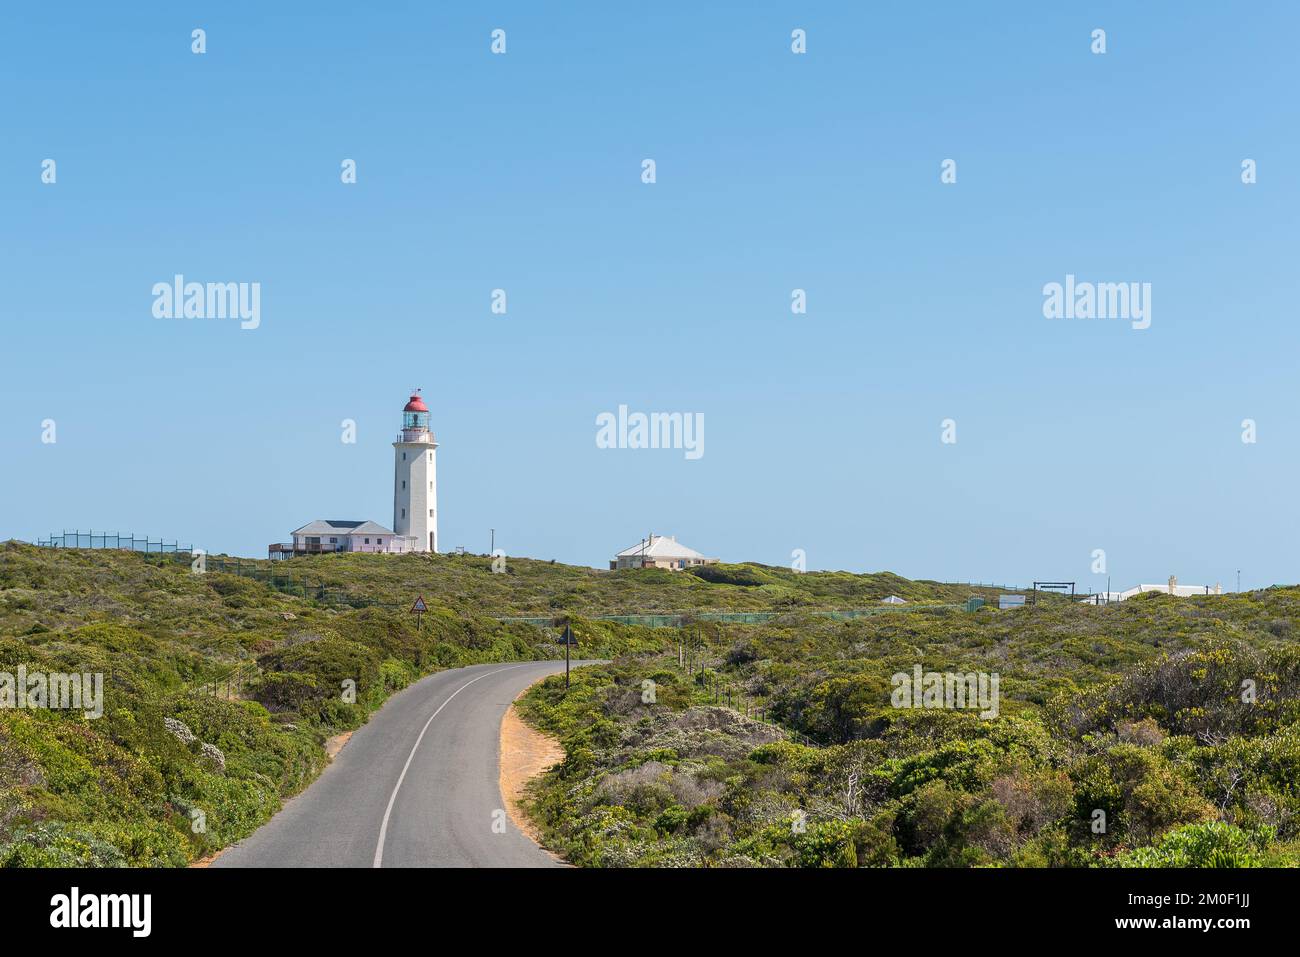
left=610, top=534, right=718, bottom=571
left=269, top=520, right=414, bottom=559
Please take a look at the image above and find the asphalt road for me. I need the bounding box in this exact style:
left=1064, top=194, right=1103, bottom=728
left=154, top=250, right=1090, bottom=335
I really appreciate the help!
left=213, top=659, right=586, bottom=868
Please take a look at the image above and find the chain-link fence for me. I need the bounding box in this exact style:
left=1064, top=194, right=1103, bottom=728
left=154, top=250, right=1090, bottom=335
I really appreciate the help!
left=37, top=530, right=192, bottom=553
left=498, top=604, right=962, bottom=630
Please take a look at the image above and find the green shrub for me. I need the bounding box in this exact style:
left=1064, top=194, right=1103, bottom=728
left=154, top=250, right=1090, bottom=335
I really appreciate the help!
left=689, top=564, right=775, bottom=587
left=1108, top=822, right=1270, bottom=868
left=0, top=822, right=129, bottom=867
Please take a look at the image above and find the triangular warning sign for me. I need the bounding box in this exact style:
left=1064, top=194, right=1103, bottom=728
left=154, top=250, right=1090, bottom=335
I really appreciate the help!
left=410, top=595, right=428, bottom=613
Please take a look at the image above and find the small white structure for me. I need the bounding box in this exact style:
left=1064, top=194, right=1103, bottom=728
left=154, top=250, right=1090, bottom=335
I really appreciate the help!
left=880, top=595, right=907, bottom=605
left=269, top=520, right=413, bottom=559
left=393, top=390, right=438, bottom=553
left=611, top=534, right=718, bottom=571
left=1077, top=591, right=1126, bottom=605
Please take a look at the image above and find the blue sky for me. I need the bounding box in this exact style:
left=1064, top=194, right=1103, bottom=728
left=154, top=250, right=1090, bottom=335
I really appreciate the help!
left=3, top=2, right=1297, bottom=590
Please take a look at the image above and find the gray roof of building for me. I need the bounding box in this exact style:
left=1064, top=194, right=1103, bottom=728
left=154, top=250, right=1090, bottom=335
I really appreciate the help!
left=291, top=519, right=393, bottom=536
left=347, top=521, right=395, bottom=536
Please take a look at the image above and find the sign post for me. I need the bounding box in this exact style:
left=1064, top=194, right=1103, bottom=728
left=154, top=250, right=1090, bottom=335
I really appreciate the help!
left=410, top=594, right=428, bottom=633
left=561, top=623, right=573, bottom=690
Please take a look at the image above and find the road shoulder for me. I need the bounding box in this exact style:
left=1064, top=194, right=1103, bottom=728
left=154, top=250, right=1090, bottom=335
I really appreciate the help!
left=499, top=680, right=567, bottom=864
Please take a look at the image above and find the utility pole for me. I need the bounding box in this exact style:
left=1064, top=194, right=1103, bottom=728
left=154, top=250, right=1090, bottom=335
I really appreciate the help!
left=490, top=529, right=495, bottom=556
left=1237, top=569, right=1241, bottom=593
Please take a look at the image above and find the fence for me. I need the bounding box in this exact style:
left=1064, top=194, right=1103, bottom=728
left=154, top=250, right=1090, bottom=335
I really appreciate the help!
left=31, top=536, right=974, bottom=626
left=498, top=603, right=962, bottom=630
left=195, top=661, right=259, bottom=698
left=31, top=539, right=405, bottom=609
left=671, top=627, right=820, bottom=748
left=199, top=555, right=395, bottom=608
left=32, top=546, right=387, bottom=610
left=268, top=537, right=420, bottom=559
left=37, top=530, right=193, bottom=553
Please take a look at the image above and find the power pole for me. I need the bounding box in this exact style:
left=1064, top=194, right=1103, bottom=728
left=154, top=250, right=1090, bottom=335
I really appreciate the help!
left=490, top=529, right=495, bottom=555
left=1237, top=569, right=1241, bottom=592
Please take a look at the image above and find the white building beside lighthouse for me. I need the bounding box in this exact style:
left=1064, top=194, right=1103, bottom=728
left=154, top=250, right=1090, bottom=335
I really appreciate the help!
left=393, top=390, right=438, bottom=552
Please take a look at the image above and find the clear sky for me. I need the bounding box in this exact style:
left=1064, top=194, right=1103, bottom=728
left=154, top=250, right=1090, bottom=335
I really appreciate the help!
left=3, top=2, right=1297, bottom=590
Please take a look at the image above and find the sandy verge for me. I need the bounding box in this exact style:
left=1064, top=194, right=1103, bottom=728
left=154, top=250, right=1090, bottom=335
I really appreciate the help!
left=324, top=730, right=353, bottom=760
left=499, top=682, right=566, bottom=861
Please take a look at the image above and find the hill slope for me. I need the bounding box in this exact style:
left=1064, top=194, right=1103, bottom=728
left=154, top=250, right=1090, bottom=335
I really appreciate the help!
left=0, top=543, right=992, bottom=865
left=195, top=550, right=1021, bottom=617
left=5, top=542, right=1295, bottom=869
left=517, top=588, right=1300, bottom=867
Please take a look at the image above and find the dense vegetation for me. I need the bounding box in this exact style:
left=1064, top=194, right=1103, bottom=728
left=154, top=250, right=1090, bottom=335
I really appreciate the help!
left=0, top=543, right=975, bottom=866
left=0, top=543, right=674, bottom=865
left=519, top=592, right=1300, bottom=867
left=215, top=551, right=1016, bottom=616
left=5, top=540, right=1296, bottom=869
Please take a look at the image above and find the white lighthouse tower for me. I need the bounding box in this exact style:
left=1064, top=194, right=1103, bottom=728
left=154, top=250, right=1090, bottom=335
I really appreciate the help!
left=393, top=390, right=438, bottom=552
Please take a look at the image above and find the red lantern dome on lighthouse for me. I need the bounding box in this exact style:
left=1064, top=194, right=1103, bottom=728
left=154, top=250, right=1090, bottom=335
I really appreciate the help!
left=401, top=390, right=430, bottom=436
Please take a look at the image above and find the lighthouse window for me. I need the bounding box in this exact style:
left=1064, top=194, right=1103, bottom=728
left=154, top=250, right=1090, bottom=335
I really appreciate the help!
left=429, top=509, right=433, bottom=517
left=401, top=508, right=406, bottom=519
left=428, top=453, right=433, bottom=462
left=402, top=452, right=406, bottom=461
left=401, top=480, right=405, bottom=489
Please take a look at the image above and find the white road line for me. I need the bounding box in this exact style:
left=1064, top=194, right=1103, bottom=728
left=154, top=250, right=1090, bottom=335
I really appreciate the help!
left=372, top=664, right=528, bottom=868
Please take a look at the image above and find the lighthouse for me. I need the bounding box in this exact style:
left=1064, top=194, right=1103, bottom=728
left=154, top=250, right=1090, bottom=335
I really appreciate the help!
left=393, top=390, right=438, bottom=552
